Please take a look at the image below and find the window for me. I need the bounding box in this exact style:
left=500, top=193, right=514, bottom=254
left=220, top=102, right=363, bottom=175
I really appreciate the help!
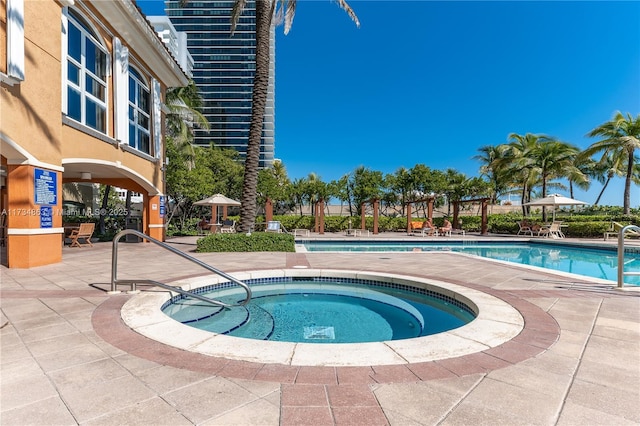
left=128, top=67, right=151, bottom=154
left=65, top=10, right=107, bottom=133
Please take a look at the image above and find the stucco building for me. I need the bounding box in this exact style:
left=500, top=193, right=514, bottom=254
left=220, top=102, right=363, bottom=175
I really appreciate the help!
left=1, top=0, right=188, bottom=267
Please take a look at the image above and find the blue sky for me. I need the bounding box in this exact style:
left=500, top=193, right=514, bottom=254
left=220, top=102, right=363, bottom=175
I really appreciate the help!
left=138, top=1, right=639, bottom=207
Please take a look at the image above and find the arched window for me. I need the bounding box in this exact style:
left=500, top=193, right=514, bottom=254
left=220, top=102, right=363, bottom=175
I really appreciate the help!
left=65, top=9, right=107, bottom=133
left=128, top=67, right=151, bottom=154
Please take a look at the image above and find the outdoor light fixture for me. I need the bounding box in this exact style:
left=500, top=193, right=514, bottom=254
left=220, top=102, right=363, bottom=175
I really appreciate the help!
left=80, top=172, right=92, bottom=180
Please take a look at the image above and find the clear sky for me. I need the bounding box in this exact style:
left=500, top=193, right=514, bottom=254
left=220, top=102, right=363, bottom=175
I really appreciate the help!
left=138, top=0, right=640, bottom=207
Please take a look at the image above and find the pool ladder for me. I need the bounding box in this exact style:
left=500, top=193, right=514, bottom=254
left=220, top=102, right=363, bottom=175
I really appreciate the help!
left=617, top=225, right=640, bottom=288
left=109, top=229, right=252, bottom=307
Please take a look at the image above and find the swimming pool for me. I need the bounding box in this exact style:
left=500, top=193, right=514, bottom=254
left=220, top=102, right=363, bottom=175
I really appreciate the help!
left=301, top=241, right=640, bottom=285
left=162, top=279, right=476, bottom=343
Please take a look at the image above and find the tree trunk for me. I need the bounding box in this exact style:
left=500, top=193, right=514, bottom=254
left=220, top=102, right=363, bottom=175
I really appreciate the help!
left=624, top=150, right=633, bottom=215
left=593, top=176, right=612, bottom=206
left=541, top=176, right=548, bottom=223
left=99, top=185, right=111, bottom=234
left=238, top=0, right=271, bottom=232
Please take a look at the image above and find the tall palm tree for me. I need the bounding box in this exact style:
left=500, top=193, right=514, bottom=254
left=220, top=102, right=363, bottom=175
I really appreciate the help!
left=229, top=0, right=359, bottom=232
left=584, top=112, right=640, bottom=214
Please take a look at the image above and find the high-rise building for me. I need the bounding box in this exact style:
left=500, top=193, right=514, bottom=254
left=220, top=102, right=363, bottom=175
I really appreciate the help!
left=163, top=0, right=275, bottom=168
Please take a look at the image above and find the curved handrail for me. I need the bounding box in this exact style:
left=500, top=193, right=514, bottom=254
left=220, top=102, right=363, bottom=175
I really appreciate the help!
left=110, top=229, right=252, bottom=306
left=617, top=224, right=640, bottom=288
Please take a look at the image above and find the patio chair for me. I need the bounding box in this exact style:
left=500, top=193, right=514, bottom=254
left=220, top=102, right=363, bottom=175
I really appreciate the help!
left=516, top=220, right=534, bottom=236
left=220, top=219, right=236, bottom=233
left=538, top=221, right=563, bottom=239
left=69, top=222, right=95, bottom=247
left=265, top=221, right=283, bottom=233
left=196, top=218, right=211, bottom=235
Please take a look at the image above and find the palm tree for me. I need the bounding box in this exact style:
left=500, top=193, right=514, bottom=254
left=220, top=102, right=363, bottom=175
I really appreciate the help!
left=229, top=0, right=360, bottom=232
left=585, top=112, right=640, bottom=214
left=165, top=80, right=210, bottom=169
left=474, top=144, right=510, bottom=204
left=503, top=133, right=541, bottom=215
left=527, top=138, right=584, bottom=221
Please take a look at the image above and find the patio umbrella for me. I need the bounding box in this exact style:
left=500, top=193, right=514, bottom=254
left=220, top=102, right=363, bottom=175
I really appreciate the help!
left=193, top=194, right=241, bottom=222
left=523, top=193, right=588, bottom=221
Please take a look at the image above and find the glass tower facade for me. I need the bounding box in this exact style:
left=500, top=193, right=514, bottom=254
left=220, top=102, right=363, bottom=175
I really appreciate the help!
left=165, top=0, right=275, bottom=168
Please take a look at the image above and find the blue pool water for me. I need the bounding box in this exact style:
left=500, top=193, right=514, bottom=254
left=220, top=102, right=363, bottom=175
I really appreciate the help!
left=162, top=279, right=476, bottom=343
left=302, top=241, right=640, bottom=285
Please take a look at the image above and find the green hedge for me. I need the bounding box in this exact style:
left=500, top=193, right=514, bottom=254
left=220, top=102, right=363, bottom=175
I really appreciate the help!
left=196, top=232, right=295, bottom=252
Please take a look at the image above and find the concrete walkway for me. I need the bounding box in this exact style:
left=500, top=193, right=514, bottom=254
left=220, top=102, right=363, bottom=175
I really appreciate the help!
left=1, top=234, right=639, bottom=425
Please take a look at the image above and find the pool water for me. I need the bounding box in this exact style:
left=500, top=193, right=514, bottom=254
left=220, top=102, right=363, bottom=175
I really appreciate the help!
left=162, top=280, right=476, bottom=343
left=302, top=241, right=640, bottom=285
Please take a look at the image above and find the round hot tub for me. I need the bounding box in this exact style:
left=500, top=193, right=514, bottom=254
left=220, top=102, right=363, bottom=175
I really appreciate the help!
left=121, top=269, right=524, bottom=366
left=162, top=277, right=476, bottom=344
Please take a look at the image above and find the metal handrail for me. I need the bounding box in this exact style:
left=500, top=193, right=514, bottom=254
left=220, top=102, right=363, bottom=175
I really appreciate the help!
left=110, top=229, right=252, bottom=307
left=617, top=224, right=640, bottom=288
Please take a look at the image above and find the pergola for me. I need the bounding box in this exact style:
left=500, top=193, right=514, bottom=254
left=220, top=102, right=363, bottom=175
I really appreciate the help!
left=313, top=198, right=381, bottom=235
left=452, top=197, right=490, bottom=235
left=404, top=196, right=436, bottom=234
left=405, top=196, right=490, bottom=235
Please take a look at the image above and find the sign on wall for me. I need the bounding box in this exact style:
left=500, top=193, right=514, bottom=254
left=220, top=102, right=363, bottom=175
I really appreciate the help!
left=34, top=168, right=57, bottom=205
left=40, top=206, right=52, bottom=228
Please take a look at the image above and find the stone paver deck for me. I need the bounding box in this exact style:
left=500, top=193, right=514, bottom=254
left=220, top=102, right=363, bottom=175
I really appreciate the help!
left=1, top=234, right=639, bottom=425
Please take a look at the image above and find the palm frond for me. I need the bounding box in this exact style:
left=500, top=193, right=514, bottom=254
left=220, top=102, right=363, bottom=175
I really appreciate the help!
left=334, top=0, right=360, bottom=28
left=283, top=0, right=297, bottom=35
left=230, top=0, right=249, bottom=34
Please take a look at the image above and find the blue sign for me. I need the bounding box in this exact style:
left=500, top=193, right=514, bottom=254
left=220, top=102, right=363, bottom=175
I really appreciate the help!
left=40, top=206, right=53, bottom=228
left=159, top=196, right=166, bottom=218
left=34, top=168, right=57, bottom=205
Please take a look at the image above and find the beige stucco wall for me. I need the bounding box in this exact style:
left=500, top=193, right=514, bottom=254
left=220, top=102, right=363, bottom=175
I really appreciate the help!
left=1, top=1, right=62, bottom=164
left=0, top=0, right=7, bottom=73
left=1, top=1, right=165, bottom=191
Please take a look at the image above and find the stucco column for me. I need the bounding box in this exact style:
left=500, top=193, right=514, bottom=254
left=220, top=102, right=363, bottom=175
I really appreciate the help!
left=145, top=194, right=165, bottom=241
left=406, top=203, right=412, bottom=234
left=6, top=164, right=63, bottom=268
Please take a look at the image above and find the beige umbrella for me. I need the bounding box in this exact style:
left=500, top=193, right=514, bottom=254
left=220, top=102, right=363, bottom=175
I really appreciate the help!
left=194, top=194, right=241, bottom=222
left=523, top=193, right=588, bottom=220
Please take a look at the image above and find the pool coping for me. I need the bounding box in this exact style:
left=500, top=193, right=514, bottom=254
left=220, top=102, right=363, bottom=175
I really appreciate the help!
left=120, top=269, right=525, bottom=367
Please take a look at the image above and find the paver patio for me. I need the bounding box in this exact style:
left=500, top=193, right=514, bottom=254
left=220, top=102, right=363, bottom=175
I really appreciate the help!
left=1, top=234, right=638, bottom=425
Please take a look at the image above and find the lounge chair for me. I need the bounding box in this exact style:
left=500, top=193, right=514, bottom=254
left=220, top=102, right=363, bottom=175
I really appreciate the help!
left=439, top=220, right=453, bottom=236
left=413, top=220, right=437, bottom=237
left=516, top=220, right=534, bottom=236
left=604, top=222, right=639, bottom=240
left=266, top=221, right=283, bottom=233
left=220, top=219, right=236, bottom=233
left=69, top=222, right=95, bottom=247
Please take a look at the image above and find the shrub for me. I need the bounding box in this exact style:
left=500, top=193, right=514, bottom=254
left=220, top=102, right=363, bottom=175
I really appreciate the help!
left=196, top=232, right=295, bottom=252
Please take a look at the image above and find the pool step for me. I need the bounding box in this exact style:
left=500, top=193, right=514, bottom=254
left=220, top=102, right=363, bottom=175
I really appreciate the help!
left=227, top=304, right=275, bottom=340
left=163, top=299, right=225, bottom=323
